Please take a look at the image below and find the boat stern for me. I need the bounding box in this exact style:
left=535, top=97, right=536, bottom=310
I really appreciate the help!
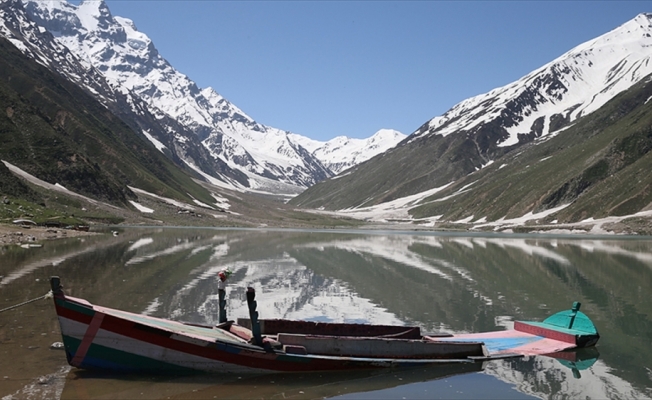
left=514, top=302, right=600, bottom=348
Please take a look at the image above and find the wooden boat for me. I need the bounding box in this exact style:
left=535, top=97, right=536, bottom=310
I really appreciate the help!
left=49, top=276, right=599, bottom=374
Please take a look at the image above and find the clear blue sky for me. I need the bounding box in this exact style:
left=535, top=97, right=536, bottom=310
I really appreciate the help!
left=98, top=1, right=649, bottom=141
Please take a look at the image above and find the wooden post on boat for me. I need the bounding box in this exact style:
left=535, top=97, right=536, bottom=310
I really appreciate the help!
left=50, top=276, right=62, bottom=295
left=568, top=302, right=580, bottom=329
left=246, top=287, right=263, bottom=346
left=218, top=289, right=227, bottom=324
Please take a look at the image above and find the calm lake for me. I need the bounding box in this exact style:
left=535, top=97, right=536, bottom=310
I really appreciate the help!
left=1, top=227, right=651, bottom=399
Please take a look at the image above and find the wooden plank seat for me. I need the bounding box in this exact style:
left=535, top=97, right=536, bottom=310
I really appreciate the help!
left=276, top=333, right=487, bottom=359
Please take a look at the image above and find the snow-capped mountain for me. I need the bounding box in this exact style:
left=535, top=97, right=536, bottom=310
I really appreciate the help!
left=14, top=0, right=403, bottom=194
left=1, top=0, right=116, bottom=109
left=19, top=0, right=323, bottom=193
left=289, top=129, right=407, bottom=174
left=291, top=13, right=652, bottom=215
left=414, top=13, right=652, bottom=149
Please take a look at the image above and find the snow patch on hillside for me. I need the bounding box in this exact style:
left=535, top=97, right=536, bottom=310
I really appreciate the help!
left=141, top=130, right=166, bottom=152
left=2, top=160, right=117, bottom=209
left=472, top=204, right=571, bottom=230
left=128, top=186, right=195, bottom=210
left=304, top=179, right=652, bottom=234
left=303, top=183, right=453, bottom=222
left=129, top=200, right=154, bottom=213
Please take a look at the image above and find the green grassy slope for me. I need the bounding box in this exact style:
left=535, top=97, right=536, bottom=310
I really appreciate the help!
left=0, top=159, right=41, bottom=203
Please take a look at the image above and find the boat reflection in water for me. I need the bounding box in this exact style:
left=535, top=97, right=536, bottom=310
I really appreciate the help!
left=60, top=363, right=484, bottom=400
left=57, top=350, right=599, bottom=400
left=547, top=346, right=600, bottom=379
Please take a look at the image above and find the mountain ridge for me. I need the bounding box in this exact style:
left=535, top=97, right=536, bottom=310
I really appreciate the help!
left=20, top=0, right=404, bottom=193
left=415, top=13, right=652, bottom=147
left=290, top=13, right=652, bottom=230
left=412, top=73, right=652, bottom=227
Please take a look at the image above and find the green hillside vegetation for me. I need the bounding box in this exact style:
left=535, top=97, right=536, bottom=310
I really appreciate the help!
left=410, top=73, right=652, bottom=227
left=0, top=195, right=122, bottom=226
left=0, top=36, right=214, bottom=208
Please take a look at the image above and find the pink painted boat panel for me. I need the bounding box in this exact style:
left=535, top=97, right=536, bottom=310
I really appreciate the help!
left=425, top=329, right=577, bottom=356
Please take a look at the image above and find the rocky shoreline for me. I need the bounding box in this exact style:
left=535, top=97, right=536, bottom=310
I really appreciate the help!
left=0, top=223, right=100, bottom=246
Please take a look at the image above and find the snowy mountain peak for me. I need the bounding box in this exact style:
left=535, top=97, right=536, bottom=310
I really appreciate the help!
left=369, top=128, right=405, bottom=145
left=0, top=0, right=412, bottom=195
left=289, top=129, right=407, bottom=175
left=16, top=0, right=408, bottom=193
left=626, top=12, right=652, bottom=32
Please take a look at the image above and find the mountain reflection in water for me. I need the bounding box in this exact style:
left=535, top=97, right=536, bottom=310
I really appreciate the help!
left=1, top=227, right=651, bottom=399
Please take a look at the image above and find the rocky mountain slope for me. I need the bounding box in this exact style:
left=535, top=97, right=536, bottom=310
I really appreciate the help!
left=410, top=73, right=652, bottom=231
left=1, top=0, right=248, bottom=191
left=0, top=30, right=215, bottom=209
left=0, top=0, right=383, bottom=230
left=291, top=13, right=652, bottom=229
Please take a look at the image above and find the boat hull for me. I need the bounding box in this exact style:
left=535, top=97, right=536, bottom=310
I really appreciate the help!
left=52, top=294, right=483, bottom=373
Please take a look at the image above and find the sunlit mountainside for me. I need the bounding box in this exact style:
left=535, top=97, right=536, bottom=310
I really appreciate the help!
left=291, top=13, right=652, bottom=234
left=0, top=2, right=351, bottom=228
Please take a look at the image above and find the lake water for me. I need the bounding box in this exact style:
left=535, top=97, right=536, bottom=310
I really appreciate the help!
left=0, top=227, right=650, bottom=399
